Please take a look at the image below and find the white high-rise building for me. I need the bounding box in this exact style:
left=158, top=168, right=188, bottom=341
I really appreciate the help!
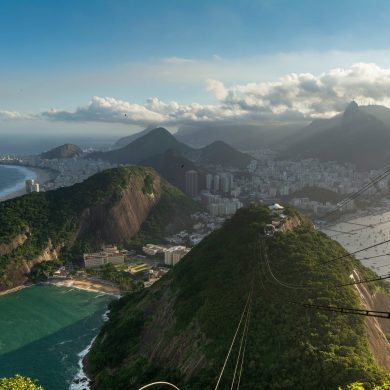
left=25, top=179, right=40, bottom=193
left=25, top=179, right=34, bottom=193
left=206, top=173, right=213, bottom=190
left=213, top=174, right=220, bottom=192
left=164, top=246, right=191, bottom=266
left=185, top=170, right=198, bottom=197
left=221, top=174, right=230, bottom=193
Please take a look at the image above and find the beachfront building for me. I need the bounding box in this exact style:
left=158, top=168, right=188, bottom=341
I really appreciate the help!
left=25, top=179, right=40, bottom=193
left=164, top=246, right=191, bottom=266
left=83, top=245, right=125, bottom=268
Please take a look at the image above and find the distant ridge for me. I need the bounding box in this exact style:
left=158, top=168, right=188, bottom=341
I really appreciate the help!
left=140, top=148, right=200, bottom=193
left=281, top=102, right=390, bottom=170
left=115, top=125, right=157, bottom=148
left=90, top=127, right=192, bottom=165
left=40, top=143, right=82, bottom=159
left=197, top=140, right=252, bottom=168
left=91, top=127, right=253, bottom=170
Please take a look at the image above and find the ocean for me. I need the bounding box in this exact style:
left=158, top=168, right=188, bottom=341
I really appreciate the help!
left=322, top=210, right=390, bottom=275
left=0, top=165, right=37, bottom=198
left=0, top=285, right=113, bottom=390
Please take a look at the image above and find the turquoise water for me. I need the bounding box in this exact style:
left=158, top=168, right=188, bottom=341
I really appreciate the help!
left=0, top=165, right=36, bottom=197
left=0, top=285, right=113, bottom=389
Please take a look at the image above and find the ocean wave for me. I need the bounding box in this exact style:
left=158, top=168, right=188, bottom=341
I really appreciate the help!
left=69, top=336, right=96, bottom=390
left=69, top=309, right=111, bottom=390
left=102, top=309, right=110, bottom=322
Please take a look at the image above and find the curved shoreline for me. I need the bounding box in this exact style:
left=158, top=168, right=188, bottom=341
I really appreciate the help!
left=0, top=165, right=56, bottom=201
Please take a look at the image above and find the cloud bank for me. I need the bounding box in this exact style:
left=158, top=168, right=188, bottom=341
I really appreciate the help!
left=0, top=111, right=28, bottom=120
left=34, top=63, right=390, bottom=126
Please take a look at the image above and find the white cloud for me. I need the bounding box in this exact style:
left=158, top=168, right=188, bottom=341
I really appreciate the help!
left=162, top=56, right=195, bottom=64
left=39, top=63, right=390, bottom=126
left=41, top=95, right=246, bottom=126
left=206, top=79, right=229, bottom=100
left=0, top=110, right=29, bottom=120
left=42, top=96, right=167, bottom=124
left=209, top=62, right=390, bottom=119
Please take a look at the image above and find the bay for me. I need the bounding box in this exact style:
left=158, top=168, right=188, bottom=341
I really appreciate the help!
left=322, top=209, right=390, bottom=275
left=0, top=165, right=36, bottom=198
left=0, top=285, right=113, bottom=390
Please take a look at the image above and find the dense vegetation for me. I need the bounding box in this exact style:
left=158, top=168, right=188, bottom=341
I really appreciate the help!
left=125, top=180, right=199, bottom=249
left=88, top=205, right=390, bottom=389
left=0, top=375, right=43, bottom=389
left=86, top=263, right=144, bottom=292
left=0, top=166, right=197, bottom=287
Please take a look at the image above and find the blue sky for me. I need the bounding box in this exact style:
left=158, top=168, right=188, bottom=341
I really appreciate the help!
left=2, top=0, right=390, bottom=136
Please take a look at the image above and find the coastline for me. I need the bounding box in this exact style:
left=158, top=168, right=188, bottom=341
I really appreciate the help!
left=46, top=278, right=122, bottom=296
left=0, top=284, right=30, bottom=297
left=0, top=165, right=56, bottom=202
left=0, top=278, right=121, bottom=298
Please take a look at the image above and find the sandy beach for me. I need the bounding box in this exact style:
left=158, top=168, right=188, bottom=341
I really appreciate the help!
left=48, top=278, right=121, bottom=296
left=0, top=278, right=120, bottom=298
left=0, top=284, right=30, bottom=297
left=0, top=165, right=57, bottom=202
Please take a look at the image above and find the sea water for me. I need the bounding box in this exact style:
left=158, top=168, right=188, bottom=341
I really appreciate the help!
left=0, top=285, right=113, bottom=389
left=0, top=165, right=37, bottom=198
left=322, top=210, right=390, bottom=275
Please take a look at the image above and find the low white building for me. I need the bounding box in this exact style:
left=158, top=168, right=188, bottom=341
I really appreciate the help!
left=142, top=244, right=166, bottom=256
left=268, top=203, right=284, bottom=213
left=83, top=245, right=125, bottom=268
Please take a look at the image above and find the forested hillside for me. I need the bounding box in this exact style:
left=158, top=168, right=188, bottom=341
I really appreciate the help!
left=0, top=166, right=197, bottom=291
left=87, top=205, right=390, bottom=389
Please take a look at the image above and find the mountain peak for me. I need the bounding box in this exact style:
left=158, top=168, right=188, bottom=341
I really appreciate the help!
left=40, top=143, right=82, bottom=159
left=343, top=101, right=361, bottom=119
left=146, top=127, right=172, bottom=138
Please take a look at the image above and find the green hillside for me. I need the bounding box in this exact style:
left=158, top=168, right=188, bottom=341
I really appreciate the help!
left=0, top=166, right=198, bottom=289
left=87, top=205, right=389, bottom=390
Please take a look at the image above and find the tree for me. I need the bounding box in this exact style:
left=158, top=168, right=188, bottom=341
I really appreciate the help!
left=0, top=375, right=43, bottom=390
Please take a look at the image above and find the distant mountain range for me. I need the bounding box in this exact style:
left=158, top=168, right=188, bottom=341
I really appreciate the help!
left=90, top=127, right=253, bottom=170
left=40, top=143, right=82, bottom=159
left=98, top=103, right=390, bottom=172
left=280, top=102, right=390, bottom=170
left=174, top=122, right=305, bottom=149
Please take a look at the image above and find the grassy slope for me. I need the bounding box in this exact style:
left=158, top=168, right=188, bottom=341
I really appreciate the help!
left=88, top=206, right=389, bottom=390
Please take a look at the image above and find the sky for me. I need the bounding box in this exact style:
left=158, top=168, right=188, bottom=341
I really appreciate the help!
left=2, top=0, right=390, bottom=138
